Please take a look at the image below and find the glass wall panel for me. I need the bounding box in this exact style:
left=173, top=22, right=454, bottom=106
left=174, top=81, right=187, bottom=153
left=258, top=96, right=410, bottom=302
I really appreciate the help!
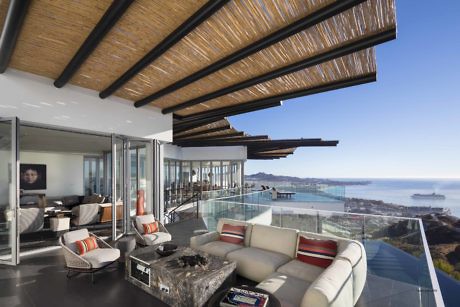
left=231, top=161, right=242, bottom=188
left=211, top=161, right=221, bottom=190
left=222, top=161, right=230, bottom=189
left=181, top=161, right=191, bottom=199
left=201, top=161, right=211, bottom=192
left=191, top=161, right=200, bottom=193
left=0, top=119, right=18, bottom=264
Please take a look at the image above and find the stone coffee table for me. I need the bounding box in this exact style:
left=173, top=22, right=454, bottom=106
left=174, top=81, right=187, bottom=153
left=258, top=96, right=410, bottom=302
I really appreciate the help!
left=126, top=245, right=236, bottom=307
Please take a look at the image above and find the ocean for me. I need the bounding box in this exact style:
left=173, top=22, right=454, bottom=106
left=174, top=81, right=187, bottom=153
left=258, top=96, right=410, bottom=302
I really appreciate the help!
left=342, top=179, right=460, bottom=218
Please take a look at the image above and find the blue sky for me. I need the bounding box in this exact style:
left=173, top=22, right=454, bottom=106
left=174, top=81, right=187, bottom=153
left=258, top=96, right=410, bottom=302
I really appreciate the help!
left=230, top=0, right=460, bottom=179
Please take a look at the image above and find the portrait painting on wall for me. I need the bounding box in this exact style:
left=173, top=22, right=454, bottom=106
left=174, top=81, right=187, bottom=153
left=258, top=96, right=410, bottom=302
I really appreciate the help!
left=20, top=164, right=47, bottom=190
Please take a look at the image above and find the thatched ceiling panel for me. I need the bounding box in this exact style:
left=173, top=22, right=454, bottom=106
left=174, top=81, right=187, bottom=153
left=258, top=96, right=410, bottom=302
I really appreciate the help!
left=114, top=0, right=332, bottom=101
left=70, top=0, right=208, bottom=92
left=8, top=0, right=112, bottom=79
left=177, top=49, right=375, bottom=116
left=0, top=0, right=9, bottom=35
left=147, top=0, right=395, bottom=111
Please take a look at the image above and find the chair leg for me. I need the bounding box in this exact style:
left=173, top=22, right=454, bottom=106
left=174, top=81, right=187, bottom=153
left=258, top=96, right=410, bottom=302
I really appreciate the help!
left=91, top=272, right=95, bottom=284
left=66, top=270, right=71, bottom=279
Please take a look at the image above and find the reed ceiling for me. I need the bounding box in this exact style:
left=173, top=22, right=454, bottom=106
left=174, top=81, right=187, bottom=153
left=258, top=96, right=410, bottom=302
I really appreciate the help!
left=0, top=0, right=396, bottom=159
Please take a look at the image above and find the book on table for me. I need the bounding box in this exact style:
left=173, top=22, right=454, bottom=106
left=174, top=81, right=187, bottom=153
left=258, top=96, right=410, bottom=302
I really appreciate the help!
left=220, top=287, right=269, bottom=307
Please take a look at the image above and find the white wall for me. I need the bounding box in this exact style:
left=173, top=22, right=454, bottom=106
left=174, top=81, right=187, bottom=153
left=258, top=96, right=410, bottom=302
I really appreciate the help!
left=0, top=150, right=84, bottom=204
left=163, top=144, right=247, bottom=161
left=0, top=69, right=172, bottom=141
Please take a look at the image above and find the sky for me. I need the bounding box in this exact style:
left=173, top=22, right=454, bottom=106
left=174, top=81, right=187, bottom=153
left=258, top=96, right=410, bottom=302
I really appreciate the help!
left=229, top=0, right=460, bottom=179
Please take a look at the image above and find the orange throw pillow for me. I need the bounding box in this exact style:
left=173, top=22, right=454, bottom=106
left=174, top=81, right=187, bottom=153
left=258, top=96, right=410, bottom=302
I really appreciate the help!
left=296, top=236, right=337, bottom=268
left=143, top=221, right=159, bottom=234
left=76, top=236, right=98, bottom=255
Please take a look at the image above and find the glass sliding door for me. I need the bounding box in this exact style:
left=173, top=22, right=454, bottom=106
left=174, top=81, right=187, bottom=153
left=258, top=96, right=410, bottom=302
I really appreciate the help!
left=83, top=156, right=105, bottom=195
left=0, top=117, right=20, bottom=265
left=111, top=135, right=125, bottom=240
left=127, top=140, right=153, bottom=231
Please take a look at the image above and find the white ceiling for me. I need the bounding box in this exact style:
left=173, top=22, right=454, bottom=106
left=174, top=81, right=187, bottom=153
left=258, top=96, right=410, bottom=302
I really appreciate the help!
left=0, top=122, right=111, bottom=154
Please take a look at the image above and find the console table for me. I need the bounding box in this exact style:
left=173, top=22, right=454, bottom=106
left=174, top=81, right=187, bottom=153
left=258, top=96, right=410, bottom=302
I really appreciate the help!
left=126, top=245, right=236, bottom=307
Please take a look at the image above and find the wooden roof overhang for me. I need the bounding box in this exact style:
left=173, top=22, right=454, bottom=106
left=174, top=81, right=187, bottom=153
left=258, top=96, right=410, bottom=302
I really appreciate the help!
left=0, top=0, right=395, bottom=159
left=171, top=117, right=338, bottom=159
left=1, top=0, right=395, bottom=117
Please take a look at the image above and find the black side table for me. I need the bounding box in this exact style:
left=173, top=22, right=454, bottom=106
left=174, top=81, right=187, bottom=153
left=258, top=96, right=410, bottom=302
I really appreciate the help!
left=116, top=235, right=137, bottom=262
left=207, top=285, right=281, bottom=307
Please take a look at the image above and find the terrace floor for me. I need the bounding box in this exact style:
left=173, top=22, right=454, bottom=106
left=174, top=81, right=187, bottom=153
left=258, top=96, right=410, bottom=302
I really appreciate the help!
left=0, top=218, right=423, bottom=307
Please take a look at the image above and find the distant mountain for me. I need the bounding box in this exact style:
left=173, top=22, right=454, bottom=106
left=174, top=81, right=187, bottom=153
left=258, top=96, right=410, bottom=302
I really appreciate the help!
left=245, top=172, right=370, bottom=186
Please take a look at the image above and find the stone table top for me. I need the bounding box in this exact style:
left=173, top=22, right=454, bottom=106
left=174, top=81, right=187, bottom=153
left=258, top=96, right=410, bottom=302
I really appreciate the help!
left=127, top=245, right=237, bottom=307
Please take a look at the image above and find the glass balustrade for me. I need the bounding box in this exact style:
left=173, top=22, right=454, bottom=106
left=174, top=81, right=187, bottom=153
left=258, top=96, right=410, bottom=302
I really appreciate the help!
left=198, top=191, right=443, bottom=307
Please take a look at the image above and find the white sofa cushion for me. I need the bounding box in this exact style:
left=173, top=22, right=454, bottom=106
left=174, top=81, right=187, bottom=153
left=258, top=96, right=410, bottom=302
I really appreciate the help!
left=301, top=258, right=353, bottom=307
left=277, top=259, right=325, bottom=283
left=250, top=224, right=298, bottom=258
left=81, top=248, right=120, bottom=268
left=142, top=232, right=172, bottom=245
left=63, top=229, right=90, bottom=253
left=226, top=247, right=291, bottom=282
left=217, top=218, right=253, bottom=247
left=197, top=241, right=243, bottom=258
left=257, top=273, right=311, bottom=307
left=135, top=214, right=156, bottom=234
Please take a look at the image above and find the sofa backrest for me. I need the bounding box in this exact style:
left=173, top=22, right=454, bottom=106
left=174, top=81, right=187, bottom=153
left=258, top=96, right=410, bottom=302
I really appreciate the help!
left=298, top=231, right=366, bottom=305
left=63, top=228, right=90, bottom=253
left=217, top=218, right=253, bottom=246
left=71, top=203, right=100, bottom=226
left=301, top=258, right=353, bottom=307
left=250, top=224, right=298, bottom=258
left=19, top=207, right=44, bottom=234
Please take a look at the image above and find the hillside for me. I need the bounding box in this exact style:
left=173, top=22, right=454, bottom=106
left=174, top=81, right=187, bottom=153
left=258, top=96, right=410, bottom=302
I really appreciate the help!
left=245, top=172, right=370, bottom=186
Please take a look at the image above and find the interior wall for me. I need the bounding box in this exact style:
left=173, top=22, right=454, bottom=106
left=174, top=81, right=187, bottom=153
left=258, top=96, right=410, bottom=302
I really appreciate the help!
left=0, top=69, right=172, bottom=141
left=0, top=150, right=85, bottom=204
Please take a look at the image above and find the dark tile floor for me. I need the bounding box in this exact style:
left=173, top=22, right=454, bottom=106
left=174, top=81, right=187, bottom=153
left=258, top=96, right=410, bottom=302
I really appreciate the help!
left=0, top=249, right=169, bottom=307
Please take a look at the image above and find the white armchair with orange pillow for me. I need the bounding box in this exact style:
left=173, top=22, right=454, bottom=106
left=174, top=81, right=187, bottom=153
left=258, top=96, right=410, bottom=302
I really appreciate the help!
left=132, top=214, right=171, bottom=246
left=59, top=228, right=120, bottom=283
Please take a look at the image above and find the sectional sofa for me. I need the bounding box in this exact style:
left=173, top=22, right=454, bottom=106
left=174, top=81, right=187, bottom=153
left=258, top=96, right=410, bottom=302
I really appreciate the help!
left=190, top=218, right=366, bottom=307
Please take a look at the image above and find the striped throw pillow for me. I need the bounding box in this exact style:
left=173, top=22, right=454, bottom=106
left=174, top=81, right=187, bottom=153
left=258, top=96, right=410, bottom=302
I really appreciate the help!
left=220, top=224, right=246, bottom=245
left=143, top=222, right=159, bottom=234
left=297, top=236, right=337, bottom=268
left=76, top=236, right=98, bottom=255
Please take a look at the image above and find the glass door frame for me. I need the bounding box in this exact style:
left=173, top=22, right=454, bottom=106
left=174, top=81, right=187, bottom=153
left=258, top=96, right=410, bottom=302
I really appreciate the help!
left=0, top=117, right=20, bottom=266
left=111, top=134, right=156, bottom=239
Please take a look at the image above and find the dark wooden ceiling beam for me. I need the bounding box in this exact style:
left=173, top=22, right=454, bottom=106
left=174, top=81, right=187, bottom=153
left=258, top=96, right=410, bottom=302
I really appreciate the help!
left=176, top=101, right=281, bottom=126
left=177, top=139, right=338, bottom=148
left=175, top=134, right=269, bottom=144
left=176, top=100, right=282, bottom=122
left=158, top=28, right=396, bottom=114
left=0, top=0, right=31, bottom=73
left=174, top=124, right=231, bottom=139
left=53, top=0, right=135, bottom=88
left=177, top=131, right=245, bottom=142
left=133, top=0, right=365, bottom=108
left=99, top=0, right=229, bottom=98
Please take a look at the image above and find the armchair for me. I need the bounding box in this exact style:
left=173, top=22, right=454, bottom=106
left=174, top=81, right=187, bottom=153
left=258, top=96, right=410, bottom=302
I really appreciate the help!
left=132, top=214, right=171, bottom=246
left=59, top=228, right=120, bottom=283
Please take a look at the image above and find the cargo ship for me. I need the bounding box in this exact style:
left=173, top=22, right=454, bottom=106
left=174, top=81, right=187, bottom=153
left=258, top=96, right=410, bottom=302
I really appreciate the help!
left=411, top=193, right=446, bottom=200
